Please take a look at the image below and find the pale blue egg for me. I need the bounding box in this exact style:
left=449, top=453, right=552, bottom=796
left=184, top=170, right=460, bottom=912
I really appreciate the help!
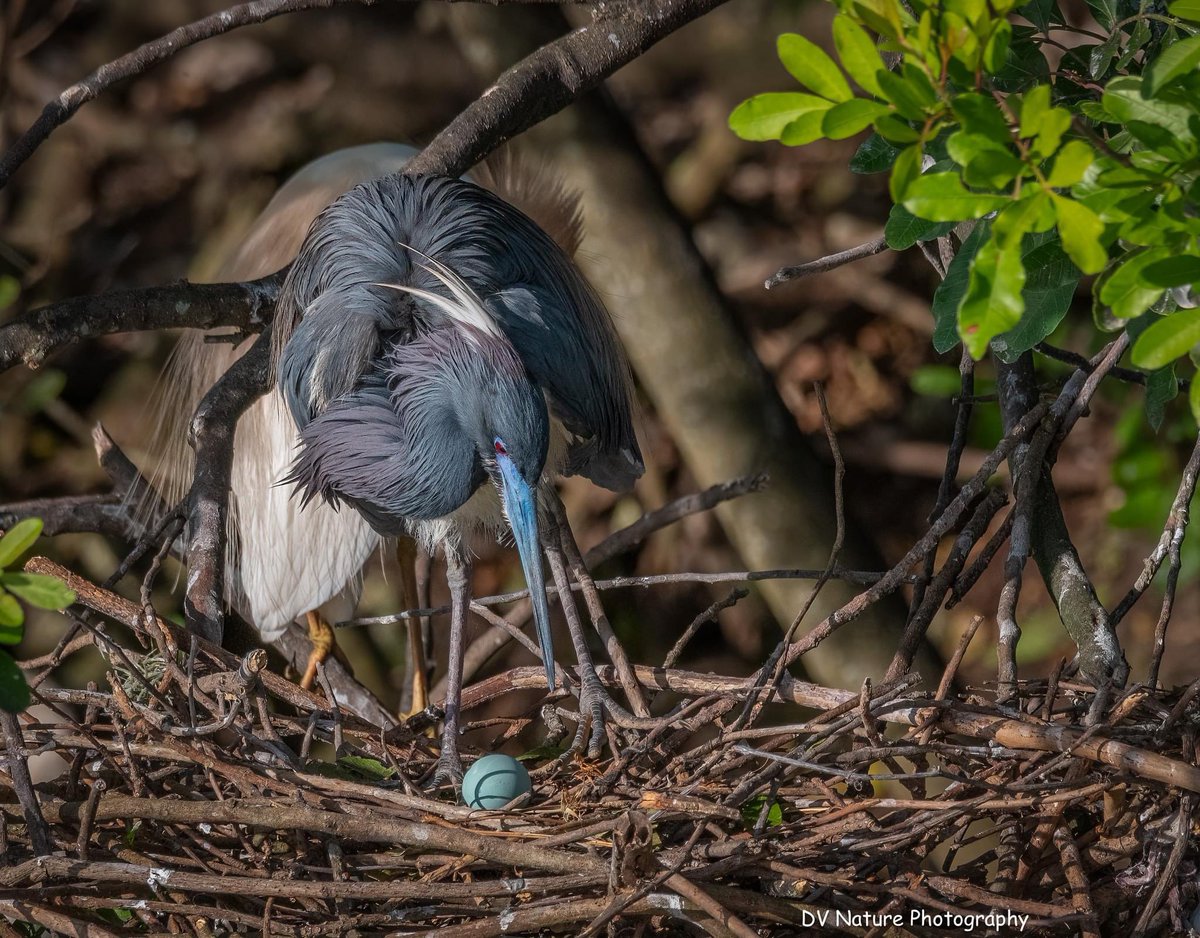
left=461, top=754, right=532, bottom=809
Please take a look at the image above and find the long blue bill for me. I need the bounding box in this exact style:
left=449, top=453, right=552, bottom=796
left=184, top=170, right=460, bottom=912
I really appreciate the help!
left=496, top=455, right=556, bottom=690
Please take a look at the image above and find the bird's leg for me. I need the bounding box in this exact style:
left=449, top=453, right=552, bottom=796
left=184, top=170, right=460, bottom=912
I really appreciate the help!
left=300, top=610, right=336, bottom=691
left=396, top=536, right=429, bottom=717
left=542, top=514, right=606, bottom=759
left=547, top=493, right=650, bottom=720
left=433, top=543, right=471, bottom=787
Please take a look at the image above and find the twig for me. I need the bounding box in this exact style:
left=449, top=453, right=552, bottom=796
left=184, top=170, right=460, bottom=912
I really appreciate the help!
left=1110, top=431, right=1200, bottom=674
left=1053, top=826, right=1099, bottom=938
left=0, top=711, right=52, bottom=855
left=764, top=235, right=889, bottom=289
left=345, top=566, right=892, bottom=628
left=782, top=400, right=1049, bottom=669
left=663, top=589, right=747, bottom=670
left=438, top=474, right=767, bottom=696
left=1131, top=793, right=1194, bottom=937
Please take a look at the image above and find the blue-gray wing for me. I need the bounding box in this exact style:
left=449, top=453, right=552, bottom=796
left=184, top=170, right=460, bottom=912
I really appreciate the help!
left=274, top=173, right=643, bottom=491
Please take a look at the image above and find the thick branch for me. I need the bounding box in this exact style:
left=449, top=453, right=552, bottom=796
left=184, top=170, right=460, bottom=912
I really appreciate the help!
left=184, top=332, right=273, bottom=645
left=995, top=352, right=1128, bottom=690
left=0, top=275, right=281, bottom=373
left=404, top=0, right=730, bottom=179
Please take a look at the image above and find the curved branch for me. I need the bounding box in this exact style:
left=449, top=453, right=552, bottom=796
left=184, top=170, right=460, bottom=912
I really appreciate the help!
left=405, top=0, right=730, bottom=178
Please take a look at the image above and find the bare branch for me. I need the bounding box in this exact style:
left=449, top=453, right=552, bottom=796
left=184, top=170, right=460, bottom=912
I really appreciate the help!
left=764, top=235, right=890, bottom=289
left=183, top=333, right=272, bottom=645
left=0, top=274, right=281, bottom=374
left=405, top=0, right=731, bottom=179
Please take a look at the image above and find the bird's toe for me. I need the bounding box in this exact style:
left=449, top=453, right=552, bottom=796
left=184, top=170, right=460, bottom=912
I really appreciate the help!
left=430, top=749, right=464, bottom=790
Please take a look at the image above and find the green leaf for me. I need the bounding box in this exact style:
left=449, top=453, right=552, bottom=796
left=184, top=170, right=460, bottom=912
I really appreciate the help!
left=933, top=221, right=992, bottom=353
left=993, top=191, right=1054, bottom=245
left=1086, top=0, right=1118, bottom=28
left=1103, top=77, right=1196, bottom=141
left=873, top=113, right=922, bottom=143
left=877, top=67, right=935, bottom=119
left=994, top=26, right=1051, bottom=91
left=850, top=134, right=900, bottom=173
left=833, top=14, right=886, bottom=96
left=729, top=93, right=834, bottom=141
left=1116, top=19, right=1151, bottom=71
left=884, top=204, right=955, bottom=249
left=335, top=755, right=395, bottom=781
left=1142, top=256, right=1200, bottom=289
left=1035, top=109, right=1073, bottom=159
left=947, top=133, right=1023, bottom=188
left=781, top=103, right=836, bottom=145
left=993, top=234, right=1081, bottom=361
left=0, top=649, right=30, bottom=714
left=1052, top=196, right=1107, bottom=274
left=0, top=572, right=76, bottom=611
left=0, top=518, right=42, bottom=570
left=821, top=99, right=887, bottom=139
left=777, top=33, right=853, bottom=102
left=889, top=144, right=922, bottom=201
left=1171, top=0, right=1200, bottom=20
left=0, top=592, right=23, bottom=643
left=1132, top=309, right=1200, bottom=369
left=984, top=20, right=1013, bottom=73
left=1019, top=85, right=1052, bottom=138
left=1100, top=247, right=1172, bottom=318
left=1145, top=365, right=1178, bottom=432
left=952, top=93, right=1011, bottom=139
left=740, top=793, right=784, bottom=830
left=1019, top=0, right=1063, bottom=32
left=1045, top=140, right=1094, bottom=187
left=1090, top=33, right=1120, bottom=79
left=516, top=743, right=568, bottom=762
left=903, top=172, right=1008, bottom=221
left=959, top=236, right=1027, bottom=358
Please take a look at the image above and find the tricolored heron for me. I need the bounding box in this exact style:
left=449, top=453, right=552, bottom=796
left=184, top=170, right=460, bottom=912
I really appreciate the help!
left=274, top=171, right=643, bottom=779
left=146, top=145, right=642, bottom=778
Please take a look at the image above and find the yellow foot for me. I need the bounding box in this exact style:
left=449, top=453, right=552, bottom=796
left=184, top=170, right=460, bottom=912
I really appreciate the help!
left=397, top=536, right=429, bottom=719
left=300, top=610, right=335, bottom=691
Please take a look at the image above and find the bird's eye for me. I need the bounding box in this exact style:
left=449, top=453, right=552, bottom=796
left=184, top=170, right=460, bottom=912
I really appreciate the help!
left=494, top=438, right=507, bottom=456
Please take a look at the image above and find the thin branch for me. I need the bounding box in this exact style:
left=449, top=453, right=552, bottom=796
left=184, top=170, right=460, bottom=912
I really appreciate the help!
left=341, top=566, right=896, bottom=628
left=1110, top=431, right=1200, bottom=657
left=0, top=711, right=52, bottom=855
left=764, top=235, right=889, bottom=289
left=781, top=400, right=1049, bottom=669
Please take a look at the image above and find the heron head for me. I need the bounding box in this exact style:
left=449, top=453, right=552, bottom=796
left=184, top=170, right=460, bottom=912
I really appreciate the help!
left=476, top=360, right=556, bottom=690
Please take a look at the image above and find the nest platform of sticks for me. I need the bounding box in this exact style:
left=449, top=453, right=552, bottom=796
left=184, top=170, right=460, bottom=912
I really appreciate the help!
left=2, top=554, right=1199, bottom=938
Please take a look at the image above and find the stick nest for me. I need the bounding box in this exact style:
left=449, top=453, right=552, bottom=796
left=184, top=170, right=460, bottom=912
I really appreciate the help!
left=3, top=565, right=1200, bottom=938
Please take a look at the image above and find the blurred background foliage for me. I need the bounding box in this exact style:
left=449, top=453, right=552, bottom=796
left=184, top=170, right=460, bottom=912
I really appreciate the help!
left=0, top=0, right=1196, bottom=713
